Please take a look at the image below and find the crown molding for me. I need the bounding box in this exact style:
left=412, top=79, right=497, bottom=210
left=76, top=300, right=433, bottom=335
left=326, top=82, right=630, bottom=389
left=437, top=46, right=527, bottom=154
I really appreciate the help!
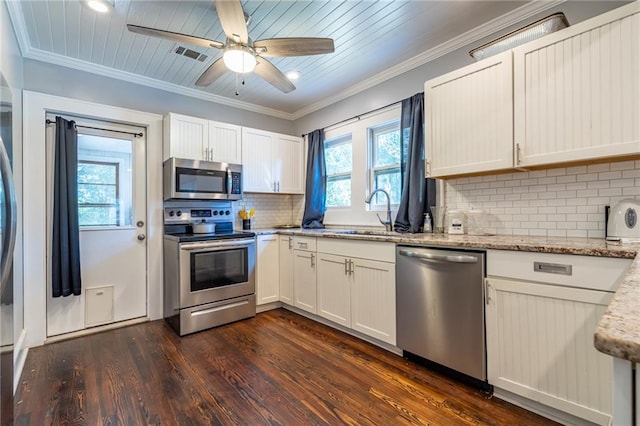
left=290, top=0, right=565, bottom=120
left=8, top=0, right=564, bottom=121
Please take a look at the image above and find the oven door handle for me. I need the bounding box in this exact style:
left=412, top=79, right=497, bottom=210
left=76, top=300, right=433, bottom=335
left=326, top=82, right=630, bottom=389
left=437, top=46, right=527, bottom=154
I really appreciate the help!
left=180, top=240, right=254, bottom=252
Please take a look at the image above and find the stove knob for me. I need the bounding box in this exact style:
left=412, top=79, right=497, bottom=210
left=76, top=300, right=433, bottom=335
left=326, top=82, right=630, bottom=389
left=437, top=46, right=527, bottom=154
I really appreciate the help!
left=219, top=210, right=225, bottom=216
left=176, top=210, right=182, bottom=217
left=169, top=211, right=175, bottom=217
left=225, top=210, right=231, bottom=215
left=213, top=210, right=219, bottom=216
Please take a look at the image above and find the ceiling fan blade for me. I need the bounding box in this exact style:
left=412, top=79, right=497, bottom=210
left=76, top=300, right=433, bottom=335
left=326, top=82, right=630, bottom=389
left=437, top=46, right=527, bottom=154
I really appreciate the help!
left=214, top=0, right=248, bottom=44
left=254, top=38, right=335, bottom=57
left=254, top=57, right=295, bottom=93
left=195, top=58, right=228, bottom=86
left=127, top=24, right=224, bottom=49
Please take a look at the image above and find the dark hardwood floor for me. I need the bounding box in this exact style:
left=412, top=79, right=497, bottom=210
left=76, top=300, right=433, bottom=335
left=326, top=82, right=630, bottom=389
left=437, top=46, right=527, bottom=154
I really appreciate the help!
left=14, top=309, right=557, bottom=425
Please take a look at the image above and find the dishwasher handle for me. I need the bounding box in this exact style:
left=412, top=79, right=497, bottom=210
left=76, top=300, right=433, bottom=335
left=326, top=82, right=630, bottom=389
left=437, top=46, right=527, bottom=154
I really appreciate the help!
left=398, top=248, right=479, bottom=264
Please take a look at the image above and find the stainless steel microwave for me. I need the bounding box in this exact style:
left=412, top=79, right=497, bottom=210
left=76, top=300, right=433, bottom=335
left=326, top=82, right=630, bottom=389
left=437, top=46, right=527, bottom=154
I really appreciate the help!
left=163, top=157, right=243, bottom=201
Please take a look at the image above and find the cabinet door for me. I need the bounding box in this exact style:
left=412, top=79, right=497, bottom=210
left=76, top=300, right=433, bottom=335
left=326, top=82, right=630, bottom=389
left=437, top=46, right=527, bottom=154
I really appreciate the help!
left=293, top=250, right=316, bottom=314
left=256, top=235, right=280, bottom=305
left=208, top=121, right=242, bottom=164
left=425, top=51, right=513, bottom=177
left=486, top=277, right=614, bottom=425
left=163, top=113, right=208, bottom=161
left=242, top=127, right=274, bottom=193
left=351, top=258, right=396, bottom=345
left=279, top=236, right=294, bottom=305
left=514, top=3, right=640, bottom=167
left=316, top=253, right=351, bottom=327
left=273, top=134, right=304, bottom=194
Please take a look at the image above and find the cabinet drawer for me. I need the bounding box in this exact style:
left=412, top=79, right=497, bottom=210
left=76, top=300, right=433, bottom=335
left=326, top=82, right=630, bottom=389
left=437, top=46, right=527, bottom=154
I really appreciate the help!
left=487, top=249, right=631, bottom=292
left=317, top=238, right=395, bottom=263
left=293, top=236, right=316, bottom=251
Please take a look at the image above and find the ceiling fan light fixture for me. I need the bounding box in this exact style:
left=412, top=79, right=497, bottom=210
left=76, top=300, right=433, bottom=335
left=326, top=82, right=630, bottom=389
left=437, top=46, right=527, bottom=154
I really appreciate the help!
left=223, top=46, right=256, bottom=73
left=84, top=0, right=114, bottom=14
left=286, top=71, right=300, bottom=81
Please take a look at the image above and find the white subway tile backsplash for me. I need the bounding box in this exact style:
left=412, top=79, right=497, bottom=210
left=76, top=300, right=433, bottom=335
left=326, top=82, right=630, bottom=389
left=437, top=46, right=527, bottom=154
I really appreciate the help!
left=445, top=159, right=637, bottom=238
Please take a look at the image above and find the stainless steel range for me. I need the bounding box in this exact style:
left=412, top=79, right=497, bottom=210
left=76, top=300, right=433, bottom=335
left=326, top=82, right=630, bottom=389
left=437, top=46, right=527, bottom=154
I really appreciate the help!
left=163, top=201, right=256, bottom=336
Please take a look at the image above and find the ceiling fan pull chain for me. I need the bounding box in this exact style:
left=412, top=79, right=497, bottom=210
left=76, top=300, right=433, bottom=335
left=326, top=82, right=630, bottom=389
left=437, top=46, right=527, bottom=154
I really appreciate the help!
left=235, top=73, right=240, bottom=96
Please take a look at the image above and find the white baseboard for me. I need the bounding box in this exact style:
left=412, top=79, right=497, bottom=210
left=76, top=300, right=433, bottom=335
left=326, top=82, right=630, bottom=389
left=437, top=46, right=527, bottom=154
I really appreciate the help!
left=493, top=388, right=600, bottom=426
left=44, top=317, right=149, bottom=344
left=279, top=304, right=402, bottom=356
left=256, top=301, right=282, bottom=313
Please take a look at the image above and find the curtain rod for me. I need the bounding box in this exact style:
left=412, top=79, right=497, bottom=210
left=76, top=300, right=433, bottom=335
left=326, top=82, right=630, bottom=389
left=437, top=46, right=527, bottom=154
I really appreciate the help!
left=45, top=119, right=144, bottom=138
left=301, top=99, right=401, bottom=137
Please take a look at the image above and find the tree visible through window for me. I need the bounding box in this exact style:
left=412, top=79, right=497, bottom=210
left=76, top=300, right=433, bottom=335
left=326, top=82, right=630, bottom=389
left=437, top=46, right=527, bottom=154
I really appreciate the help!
left=369, top=122, right=401, bottom=205
left=78, top=160, right=119, bottom=226
left=324, top=135, right=352, bottom=207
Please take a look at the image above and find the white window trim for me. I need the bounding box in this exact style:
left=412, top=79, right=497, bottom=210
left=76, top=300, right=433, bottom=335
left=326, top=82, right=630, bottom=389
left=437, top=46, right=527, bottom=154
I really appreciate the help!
left=324, top=105, right=401, bottom=227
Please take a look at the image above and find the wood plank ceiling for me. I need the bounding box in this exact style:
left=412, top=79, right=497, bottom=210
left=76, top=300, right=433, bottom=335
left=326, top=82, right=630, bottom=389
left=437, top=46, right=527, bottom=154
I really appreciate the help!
left=12, top=1, right=531, bottom=115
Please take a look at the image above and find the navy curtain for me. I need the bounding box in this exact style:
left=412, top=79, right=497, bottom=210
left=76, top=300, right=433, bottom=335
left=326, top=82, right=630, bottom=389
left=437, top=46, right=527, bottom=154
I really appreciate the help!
left=394, top=93, right=426, bottom=233
left=52, top=116, right=82, bottom=297
left=301, top=129, right=326, bottom=229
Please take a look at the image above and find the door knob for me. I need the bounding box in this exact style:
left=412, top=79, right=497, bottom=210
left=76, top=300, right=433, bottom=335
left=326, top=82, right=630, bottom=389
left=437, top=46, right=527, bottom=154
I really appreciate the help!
left=137, top=234, right=146, bottom=241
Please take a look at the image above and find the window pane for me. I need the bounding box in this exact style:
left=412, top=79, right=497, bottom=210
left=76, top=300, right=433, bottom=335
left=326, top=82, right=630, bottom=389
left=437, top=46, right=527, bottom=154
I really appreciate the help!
left=374, top=168, right=401, bottom=205
left=79, top=206, right=118, bottom=227
left=326, top=177, right=351, bottom=207
left=374, top=130, right=401, bottom=167
left=78, top=162, right=116, bottom=184
left=325, top=140, right=352, bottom=175
left=78, top=183, right=117, bottom=204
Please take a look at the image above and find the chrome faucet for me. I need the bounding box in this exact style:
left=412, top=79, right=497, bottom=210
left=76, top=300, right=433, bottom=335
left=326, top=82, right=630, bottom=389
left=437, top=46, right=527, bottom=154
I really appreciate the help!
left=365, top=188, right=393, bottom=232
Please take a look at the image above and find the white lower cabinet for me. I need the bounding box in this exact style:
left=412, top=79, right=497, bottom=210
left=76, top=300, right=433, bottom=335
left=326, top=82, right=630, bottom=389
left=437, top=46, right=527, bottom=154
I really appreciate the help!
left=293, top=237, right=317, bottom=314
left=256, top=235, right=279, bottom=305
left=350, top=257, right=395, bottom=345
left=486, top=277, right=613, bottom=425
left=317, top=253, right=351, bottom=327
left=485, top=249, right=632, bottom=425
left=316, top=239, right=396, bottom=345
left=278, top=236, right=294, bottom=305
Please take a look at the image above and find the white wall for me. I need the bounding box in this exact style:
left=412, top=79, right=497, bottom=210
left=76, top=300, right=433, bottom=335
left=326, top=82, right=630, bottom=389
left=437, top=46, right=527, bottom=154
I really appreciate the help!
left=22, top=59, right=296, bottom=136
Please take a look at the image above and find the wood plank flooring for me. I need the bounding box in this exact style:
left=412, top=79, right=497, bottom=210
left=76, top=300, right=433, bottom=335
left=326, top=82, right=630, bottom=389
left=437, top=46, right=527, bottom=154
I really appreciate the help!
left=14, top=309, right=557, bottom=425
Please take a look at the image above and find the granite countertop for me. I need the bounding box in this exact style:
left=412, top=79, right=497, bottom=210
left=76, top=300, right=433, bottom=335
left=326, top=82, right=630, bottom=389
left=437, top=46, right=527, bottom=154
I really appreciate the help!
left=254, top=227, right=640, bottom=363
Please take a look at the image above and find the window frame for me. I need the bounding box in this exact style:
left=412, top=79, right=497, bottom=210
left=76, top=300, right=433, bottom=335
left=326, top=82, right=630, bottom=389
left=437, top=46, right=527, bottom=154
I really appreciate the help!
left=367, top=120, right=401, bottom=208
left=322, top=105, right=401, bottom=226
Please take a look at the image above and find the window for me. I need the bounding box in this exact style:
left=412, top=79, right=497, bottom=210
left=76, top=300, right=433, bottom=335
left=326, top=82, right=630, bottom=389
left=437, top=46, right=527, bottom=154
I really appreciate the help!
left=324, top=135, right=352, bottom=208
left=78, top=160, right=119, bottom=226
left=369, top=121, right=401, bottom=206
left=76, top=133, right=133, bottom=227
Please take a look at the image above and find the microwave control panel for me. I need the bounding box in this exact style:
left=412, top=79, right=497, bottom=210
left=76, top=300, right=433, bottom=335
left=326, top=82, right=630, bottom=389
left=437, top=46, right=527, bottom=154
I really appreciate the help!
left=231, top=172, right=242, bottom=194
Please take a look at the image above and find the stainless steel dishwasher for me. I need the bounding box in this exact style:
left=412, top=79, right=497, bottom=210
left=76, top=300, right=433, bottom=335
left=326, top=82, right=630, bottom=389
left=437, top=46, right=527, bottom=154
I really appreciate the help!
left=396, top=246, right=486, bottom=383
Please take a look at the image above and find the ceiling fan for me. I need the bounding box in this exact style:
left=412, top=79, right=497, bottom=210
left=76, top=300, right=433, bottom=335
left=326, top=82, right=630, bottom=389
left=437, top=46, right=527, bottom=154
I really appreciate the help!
left=127, top=0, right=335, bottom=93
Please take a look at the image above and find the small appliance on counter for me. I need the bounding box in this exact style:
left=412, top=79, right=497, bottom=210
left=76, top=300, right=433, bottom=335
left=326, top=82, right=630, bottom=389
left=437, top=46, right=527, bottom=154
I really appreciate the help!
left=606, top=199, right=640, bottom=243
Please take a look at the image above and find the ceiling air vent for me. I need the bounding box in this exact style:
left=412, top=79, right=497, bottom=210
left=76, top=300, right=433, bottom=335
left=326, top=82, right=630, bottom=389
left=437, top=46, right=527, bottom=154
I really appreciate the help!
left=174, top=46, right=208, bottom=62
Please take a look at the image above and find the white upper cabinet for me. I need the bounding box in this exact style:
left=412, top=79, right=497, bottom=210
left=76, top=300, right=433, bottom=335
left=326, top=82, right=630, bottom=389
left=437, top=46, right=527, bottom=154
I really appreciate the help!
left=424, top=3, right=640, bottom=178
left=208, top=121, right=242, bottom=165
left=164, top=113, right=242, bottom=164
left=242, top=127, right=304, bottom=194
left=513, top=3, right=640, bottom=167
left=425, top=51, right=514, bottom=178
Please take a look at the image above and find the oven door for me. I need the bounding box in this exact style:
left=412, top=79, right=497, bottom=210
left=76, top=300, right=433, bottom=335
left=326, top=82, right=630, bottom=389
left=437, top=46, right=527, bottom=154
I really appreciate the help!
left=178, top=238, right=255, bottom=308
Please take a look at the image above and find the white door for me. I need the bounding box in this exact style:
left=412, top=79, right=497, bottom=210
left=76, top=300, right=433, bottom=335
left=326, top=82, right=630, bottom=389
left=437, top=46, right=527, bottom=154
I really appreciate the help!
left=46, top=116, right=147, bottom=337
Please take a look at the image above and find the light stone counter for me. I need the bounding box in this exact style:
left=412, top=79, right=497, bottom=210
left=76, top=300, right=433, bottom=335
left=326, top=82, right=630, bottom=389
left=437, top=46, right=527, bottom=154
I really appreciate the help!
left=252, top=227, right=640, bottom=362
